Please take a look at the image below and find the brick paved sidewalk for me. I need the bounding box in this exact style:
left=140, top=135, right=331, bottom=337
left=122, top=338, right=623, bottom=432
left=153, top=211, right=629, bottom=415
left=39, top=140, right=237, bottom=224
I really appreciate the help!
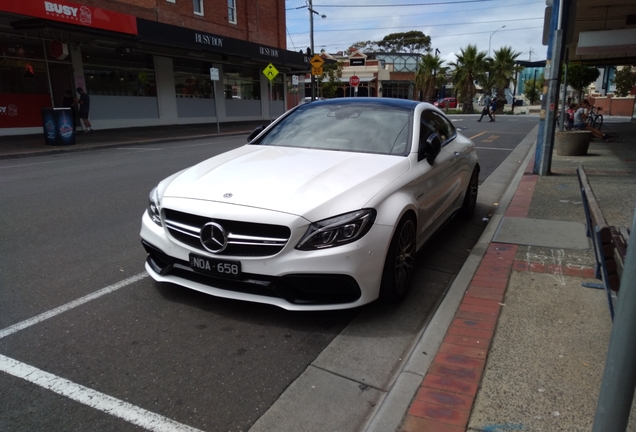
left=398, top=162, right=540, bottom=432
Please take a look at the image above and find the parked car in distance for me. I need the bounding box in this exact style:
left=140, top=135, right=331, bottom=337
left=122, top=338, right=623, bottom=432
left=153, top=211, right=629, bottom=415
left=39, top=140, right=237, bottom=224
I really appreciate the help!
left=433, top=97, right=458, bottom=108
left=141, top=98, right=479, bottom=311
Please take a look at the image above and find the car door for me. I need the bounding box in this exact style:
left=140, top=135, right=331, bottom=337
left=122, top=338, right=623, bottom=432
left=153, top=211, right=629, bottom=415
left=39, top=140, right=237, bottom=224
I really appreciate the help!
left=413, top=109, right=465, bottom=242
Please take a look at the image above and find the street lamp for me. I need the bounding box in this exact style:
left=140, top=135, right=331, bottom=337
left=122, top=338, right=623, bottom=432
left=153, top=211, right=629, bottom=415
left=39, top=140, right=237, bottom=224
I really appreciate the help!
left=308, top=0, right=326, bottom=101
left=488, top=25, right=506, bottom=58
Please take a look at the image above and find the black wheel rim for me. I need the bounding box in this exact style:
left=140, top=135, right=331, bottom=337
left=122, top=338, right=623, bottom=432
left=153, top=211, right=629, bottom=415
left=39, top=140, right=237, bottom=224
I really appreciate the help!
left=394, top=220, right=416, bottom=295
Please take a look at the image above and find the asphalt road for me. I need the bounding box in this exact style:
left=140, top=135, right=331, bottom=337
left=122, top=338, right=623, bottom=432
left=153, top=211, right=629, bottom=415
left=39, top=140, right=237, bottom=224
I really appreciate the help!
left=0, top=115, right=539, bottom=431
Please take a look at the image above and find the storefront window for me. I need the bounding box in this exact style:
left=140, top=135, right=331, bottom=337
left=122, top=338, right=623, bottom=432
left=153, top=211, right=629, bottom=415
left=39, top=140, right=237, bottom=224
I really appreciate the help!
left=82, top=45, right=156, bottom=96
left=0, top=33, right=49, bottom=94
left=0, top=58, right=48, bottom=94
left=223, top=66, right=260, bottom=100
left=173, top=58, right=214, bottom=98
left=270, top=75, right=284, bottom=101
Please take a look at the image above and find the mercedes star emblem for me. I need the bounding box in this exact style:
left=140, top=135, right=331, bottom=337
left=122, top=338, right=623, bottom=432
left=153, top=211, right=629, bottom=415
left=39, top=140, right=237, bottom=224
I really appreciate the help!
left=200, top=221, right=228, bottom=253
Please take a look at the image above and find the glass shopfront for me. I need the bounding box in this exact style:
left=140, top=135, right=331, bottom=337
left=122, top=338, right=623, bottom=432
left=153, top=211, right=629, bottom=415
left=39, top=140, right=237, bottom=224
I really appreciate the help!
left=173, top=58, right=214, bottom=98
left=80, top=45, right=159, bottom=121
left=0, top=33, right=56, bottom=128
left=82, top=46, right=156, bottom=97
left=223, top=65, right=261, bottom=100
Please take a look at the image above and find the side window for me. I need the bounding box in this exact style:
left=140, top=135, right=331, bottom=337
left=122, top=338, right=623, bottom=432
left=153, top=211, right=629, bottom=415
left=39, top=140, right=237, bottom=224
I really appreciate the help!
left=422, top=110, right=456, bottom=145
left=228, top=0, right=237, bottom=24
left=419, top=113, right=435, bottom=147
left=194, top=0, right=204, bottom=16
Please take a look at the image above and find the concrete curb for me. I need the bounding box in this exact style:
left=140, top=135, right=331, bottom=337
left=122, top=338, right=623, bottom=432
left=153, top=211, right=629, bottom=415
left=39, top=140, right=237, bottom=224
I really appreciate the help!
left=0, top=131, right=251, bottom=160
left=363, top=127, right=538, bottom=432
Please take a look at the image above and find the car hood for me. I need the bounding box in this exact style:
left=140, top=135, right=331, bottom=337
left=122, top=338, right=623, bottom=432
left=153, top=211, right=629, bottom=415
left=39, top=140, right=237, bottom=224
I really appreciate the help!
left=162, top=145, right=410, bottom=219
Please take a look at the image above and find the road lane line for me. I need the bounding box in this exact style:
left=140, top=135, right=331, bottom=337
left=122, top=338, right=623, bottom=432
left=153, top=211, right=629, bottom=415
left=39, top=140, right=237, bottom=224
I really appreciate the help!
left=0, top=272, right=148, bottom=339
left=469, top=131, right=487, bottom=140
left=0, top=354, right=204, bottom=432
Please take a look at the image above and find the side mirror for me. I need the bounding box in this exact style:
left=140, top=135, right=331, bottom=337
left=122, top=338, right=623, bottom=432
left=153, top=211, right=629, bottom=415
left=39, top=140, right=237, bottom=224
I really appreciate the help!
left=247, top=125, right=265, bottom=142
left=421, top=134, right=442, bottom=165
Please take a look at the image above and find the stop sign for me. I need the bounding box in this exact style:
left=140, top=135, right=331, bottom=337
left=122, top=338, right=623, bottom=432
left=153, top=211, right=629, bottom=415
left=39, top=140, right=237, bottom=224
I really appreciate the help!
left=349, top=75, right=360, bottom=87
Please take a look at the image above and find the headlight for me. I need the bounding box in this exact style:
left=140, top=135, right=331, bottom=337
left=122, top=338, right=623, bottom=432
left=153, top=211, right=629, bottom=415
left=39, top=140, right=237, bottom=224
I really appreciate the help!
left=147, top=186, right=162, bottom=226
left=296, top=209, right=376, bottom=251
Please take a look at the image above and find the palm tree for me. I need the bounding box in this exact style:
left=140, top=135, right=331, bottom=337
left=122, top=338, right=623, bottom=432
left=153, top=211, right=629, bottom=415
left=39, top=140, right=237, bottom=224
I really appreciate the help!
left=449, top=44, right=489, bottom=114
left=489, top=46, right=523, bottom=102
left=415, top=53, right=448, bottom=102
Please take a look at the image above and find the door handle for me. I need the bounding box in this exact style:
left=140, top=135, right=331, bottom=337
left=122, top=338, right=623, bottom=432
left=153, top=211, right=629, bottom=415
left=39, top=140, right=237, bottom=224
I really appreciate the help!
left=453, top=151, right=461, bottom=158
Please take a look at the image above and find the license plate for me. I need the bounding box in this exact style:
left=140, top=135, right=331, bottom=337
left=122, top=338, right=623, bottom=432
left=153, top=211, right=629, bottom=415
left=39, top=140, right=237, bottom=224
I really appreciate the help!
left=189, top=254, right=241, bottom=279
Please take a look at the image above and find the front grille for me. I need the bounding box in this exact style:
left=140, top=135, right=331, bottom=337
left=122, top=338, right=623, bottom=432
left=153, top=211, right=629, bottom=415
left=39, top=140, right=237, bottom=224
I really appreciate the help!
left=163, top=209, right=291, bottom=257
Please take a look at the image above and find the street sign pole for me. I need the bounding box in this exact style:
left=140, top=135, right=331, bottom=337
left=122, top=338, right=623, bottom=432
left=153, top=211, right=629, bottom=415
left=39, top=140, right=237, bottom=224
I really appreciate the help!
left=262, top=63, right=279, bottom=122
left=210, top=67, right=220, bottom=133
left=349, top=75, right=360, bottom=98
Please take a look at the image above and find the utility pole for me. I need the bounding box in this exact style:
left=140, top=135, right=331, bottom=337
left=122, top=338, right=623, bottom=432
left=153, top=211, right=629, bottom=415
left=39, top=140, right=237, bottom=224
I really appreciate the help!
left=307, top=0, right=325, bottom=102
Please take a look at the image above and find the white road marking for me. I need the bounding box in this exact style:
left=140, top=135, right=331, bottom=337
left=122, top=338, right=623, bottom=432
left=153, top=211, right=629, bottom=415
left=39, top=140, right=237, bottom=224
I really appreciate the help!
left=0, top=272, right=148, bottom=339
left=475, top=147, right=514, bottom=151
left=116, top=147, right=162, bottom=151
left=0, top=354, right=204, bottom=432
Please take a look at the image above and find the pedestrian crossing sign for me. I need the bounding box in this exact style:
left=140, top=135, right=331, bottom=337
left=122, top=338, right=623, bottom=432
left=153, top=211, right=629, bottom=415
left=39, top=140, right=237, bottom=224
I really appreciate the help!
left=263, top=63, right=279, bottom=81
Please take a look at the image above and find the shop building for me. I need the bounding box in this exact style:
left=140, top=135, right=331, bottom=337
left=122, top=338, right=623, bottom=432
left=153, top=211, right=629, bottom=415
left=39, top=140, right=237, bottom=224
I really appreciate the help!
left=0, top=0, right=309, bottom=136
left=303, top=49, right=422, bottom=100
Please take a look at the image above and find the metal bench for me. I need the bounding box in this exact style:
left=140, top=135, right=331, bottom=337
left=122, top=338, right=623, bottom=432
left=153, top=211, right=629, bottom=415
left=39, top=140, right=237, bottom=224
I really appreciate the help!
left=577, top=165, right=630, bottom=320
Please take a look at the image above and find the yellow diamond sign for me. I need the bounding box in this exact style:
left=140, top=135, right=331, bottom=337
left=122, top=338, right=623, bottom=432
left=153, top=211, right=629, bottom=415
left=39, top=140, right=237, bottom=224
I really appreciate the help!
left=310, top=54, right=324, bottom=68
left=263, top=63, right=279, bottom=81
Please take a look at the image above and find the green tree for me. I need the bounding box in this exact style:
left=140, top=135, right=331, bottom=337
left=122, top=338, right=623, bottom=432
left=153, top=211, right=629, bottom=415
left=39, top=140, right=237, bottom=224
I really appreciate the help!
left=376, top=31, right=431, bottom=53
left=449, top=44, right=489, bottom=114
left=489, top=46, right=523, bottom=101
left=567, top=63, right=600, bottom=101
left=612, top=66, right=636, bottom=97
left=523, top=74, right=543, bottom=104
left=347, top=41, right=377, bottom=55
left=415, top=53, right=448, bottom=102
left=318, top=60, right=343, bottom=99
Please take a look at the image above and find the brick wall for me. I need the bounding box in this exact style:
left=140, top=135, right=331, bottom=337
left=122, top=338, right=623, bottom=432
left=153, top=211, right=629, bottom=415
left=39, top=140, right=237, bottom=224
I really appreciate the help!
left=588, top=95, right=635, bottom=117
left=85, top=0, right=286, bottom=48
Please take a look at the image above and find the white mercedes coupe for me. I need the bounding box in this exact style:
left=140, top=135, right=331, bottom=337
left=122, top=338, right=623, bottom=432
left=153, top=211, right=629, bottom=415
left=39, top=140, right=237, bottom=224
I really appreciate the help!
left=141, top=98, right=479, bottom=311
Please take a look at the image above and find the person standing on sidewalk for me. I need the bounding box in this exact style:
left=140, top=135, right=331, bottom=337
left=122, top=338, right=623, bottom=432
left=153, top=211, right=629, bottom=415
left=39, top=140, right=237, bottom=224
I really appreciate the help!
left=62, top=90, right=79, bottom=132
left=74, top=87, right=94, bottom=133
left=477, top=92, right=494, bottom=122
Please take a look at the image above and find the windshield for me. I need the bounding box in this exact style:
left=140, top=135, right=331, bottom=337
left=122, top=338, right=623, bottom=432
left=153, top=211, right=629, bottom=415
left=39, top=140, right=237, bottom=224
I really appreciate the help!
left=256, top=102, right=412, bottom=156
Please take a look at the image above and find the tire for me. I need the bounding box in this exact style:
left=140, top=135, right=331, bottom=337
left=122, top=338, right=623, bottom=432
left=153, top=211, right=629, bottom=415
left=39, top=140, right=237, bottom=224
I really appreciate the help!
left=460, top=168, right=479, bottom=218
left=379, top=216, right=416, bottom=302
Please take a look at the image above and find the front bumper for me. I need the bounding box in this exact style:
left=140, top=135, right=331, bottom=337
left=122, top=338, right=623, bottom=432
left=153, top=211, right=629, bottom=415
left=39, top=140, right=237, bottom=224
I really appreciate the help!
left=140, top=208, right=393, bottom=311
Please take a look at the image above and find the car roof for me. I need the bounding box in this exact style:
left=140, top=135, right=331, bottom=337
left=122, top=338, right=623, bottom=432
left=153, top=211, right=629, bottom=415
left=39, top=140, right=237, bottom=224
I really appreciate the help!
left=309, top=97, right=420, bottom=110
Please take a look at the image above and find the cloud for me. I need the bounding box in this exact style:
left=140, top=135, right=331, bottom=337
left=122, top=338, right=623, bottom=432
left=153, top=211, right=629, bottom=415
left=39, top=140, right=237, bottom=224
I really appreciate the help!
left=286, top=0, right=546, bottom=60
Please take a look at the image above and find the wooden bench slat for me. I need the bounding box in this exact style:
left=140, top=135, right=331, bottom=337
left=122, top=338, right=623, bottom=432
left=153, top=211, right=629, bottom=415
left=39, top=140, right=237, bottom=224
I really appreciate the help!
left=578, top=166, right=612, bottom=243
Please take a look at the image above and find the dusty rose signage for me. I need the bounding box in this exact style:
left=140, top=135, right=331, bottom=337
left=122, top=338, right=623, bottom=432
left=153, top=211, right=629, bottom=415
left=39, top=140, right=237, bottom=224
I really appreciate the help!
left=0, top=1, right=138, bottom=35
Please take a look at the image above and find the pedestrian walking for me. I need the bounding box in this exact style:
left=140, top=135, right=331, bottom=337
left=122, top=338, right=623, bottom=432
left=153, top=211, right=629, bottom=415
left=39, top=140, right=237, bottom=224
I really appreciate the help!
left=490, top=96, right=497, bottom=121
left=477, top=93, right=494, bottom=122
left=511, top=96, right=516, bottom=113
left=74, top=87, right=94, bottom=132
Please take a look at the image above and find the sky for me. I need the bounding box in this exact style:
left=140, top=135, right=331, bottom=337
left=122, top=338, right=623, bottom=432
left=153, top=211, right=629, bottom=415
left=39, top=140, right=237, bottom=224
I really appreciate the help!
left=285, top=0, right=549, bottom=65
